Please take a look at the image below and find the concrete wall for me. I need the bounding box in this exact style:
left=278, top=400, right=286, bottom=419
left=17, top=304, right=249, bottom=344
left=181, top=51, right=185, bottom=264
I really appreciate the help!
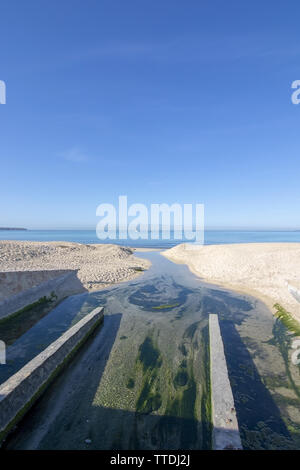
left=0, top=270, right=72, bottom=301
left=0, top=270, right=86, bottom=321
left=209, top=314, right=242, bottom=450
left=0, top=306, right=104, bottom=443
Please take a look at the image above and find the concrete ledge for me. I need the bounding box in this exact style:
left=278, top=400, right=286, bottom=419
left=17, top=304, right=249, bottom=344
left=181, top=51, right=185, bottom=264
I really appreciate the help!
left=0, top=270, right=72, bottom=301
left=0, top=306, right=104, bottom=443
left=209, top=314, right=242, bottom=450
left=0, top=270, right=86, bottom=321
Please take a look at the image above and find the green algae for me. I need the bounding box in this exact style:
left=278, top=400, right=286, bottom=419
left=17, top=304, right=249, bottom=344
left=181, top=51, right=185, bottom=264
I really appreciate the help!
left=152, top=303, right=180, bottom=310
left=135, top=335, right=163, bottom=414
left=274, top=303, right=300, bottom=336
left=126, top=378, right=135, bottom=389
left=174, top=369, right=188, bottom=387
left=137, top=336, right=162, bottom=372
left=135, top=366, right=162, bottom=414
left=200, top=324, right=212, bottom=450
left=183, top=321, right=200, bottom=339
left=178, top=343, right=188, bottom=356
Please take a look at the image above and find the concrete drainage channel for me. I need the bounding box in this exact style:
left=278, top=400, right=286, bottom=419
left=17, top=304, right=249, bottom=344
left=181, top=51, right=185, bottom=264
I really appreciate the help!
left=0, top=306, right=104, bottom=445
left=0, top=308, right=241, bottom=450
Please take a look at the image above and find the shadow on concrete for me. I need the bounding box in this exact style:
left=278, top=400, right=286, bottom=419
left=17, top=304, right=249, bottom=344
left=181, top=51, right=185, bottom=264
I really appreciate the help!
left=220, top=320, right=292, bottom=450
left=5, top=405, right=211, bottom=450
left=0, top=271, right=88, bottom=346
left=35, top=406, right=210, bottom=450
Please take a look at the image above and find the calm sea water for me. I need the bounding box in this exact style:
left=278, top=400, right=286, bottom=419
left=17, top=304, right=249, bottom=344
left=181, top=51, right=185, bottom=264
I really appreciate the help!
left=0, top=229, right=300, bottom=248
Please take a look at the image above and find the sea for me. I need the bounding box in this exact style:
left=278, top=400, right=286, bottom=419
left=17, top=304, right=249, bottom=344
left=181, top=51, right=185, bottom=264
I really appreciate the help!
left=1, top=229, right=300, bottom=248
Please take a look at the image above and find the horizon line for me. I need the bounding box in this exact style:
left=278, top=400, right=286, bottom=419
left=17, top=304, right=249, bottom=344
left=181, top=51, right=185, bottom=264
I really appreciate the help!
left=1, top=227, right=300, bottom=232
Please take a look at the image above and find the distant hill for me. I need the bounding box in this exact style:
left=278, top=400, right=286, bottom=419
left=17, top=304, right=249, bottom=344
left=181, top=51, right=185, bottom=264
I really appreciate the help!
left=0, top=227, right=27, bottom=231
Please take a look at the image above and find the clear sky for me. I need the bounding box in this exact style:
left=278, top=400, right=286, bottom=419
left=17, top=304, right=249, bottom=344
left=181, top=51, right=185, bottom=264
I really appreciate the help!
left=0, top=0, right=300, bottom=229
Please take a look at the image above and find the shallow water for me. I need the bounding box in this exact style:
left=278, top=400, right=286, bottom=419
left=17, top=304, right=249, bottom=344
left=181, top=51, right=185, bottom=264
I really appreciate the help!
left=3, top=251, right=300, bottom=450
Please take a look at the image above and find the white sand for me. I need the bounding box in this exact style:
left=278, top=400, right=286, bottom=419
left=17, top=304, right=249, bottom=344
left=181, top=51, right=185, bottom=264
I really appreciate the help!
left=163, top=243, right=300, bottom=321
left=0, top=241, right=150, bottom=292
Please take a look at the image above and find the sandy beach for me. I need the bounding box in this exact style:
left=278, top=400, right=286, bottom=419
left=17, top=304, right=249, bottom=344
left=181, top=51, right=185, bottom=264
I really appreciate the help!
left=163, top=243, right=300, bottom=321
left=2, top=240, right=300, bottom=322
left=0, top=241, right=150, bottom=293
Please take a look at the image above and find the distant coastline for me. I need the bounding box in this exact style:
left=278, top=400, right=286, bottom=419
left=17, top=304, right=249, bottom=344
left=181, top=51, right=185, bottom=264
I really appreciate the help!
left=0, top=227, right=27, bottom=231
left=1, top=228, right=300, bottom=247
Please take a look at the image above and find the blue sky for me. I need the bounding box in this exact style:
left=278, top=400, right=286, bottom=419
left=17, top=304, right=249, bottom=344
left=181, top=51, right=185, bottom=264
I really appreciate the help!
left=0, top=0, right=300, bottom=229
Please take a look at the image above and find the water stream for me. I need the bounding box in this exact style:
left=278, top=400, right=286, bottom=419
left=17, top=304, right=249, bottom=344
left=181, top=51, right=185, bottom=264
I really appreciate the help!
left=3, top=251, right=300, bottom=450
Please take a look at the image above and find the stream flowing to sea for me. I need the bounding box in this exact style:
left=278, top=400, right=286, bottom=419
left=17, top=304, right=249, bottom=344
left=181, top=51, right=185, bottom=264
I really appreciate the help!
left=3, top=251, right=300, bottom=450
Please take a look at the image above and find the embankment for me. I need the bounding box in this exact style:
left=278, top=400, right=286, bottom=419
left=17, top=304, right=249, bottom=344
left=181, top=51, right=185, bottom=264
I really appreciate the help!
left=0, top=270, right=85, bottom=321
left=163, top=243, right=300, bottom=322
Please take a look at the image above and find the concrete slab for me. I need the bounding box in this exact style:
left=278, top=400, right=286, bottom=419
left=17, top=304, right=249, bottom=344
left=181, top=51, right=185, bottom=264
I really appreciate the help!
left=209, top=313, right=242, bottom=450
